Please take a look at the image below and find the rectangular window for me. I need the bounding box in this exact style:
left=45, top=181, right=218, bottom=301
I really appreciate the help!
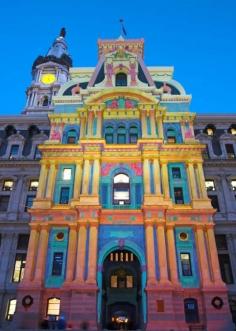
left=110, top=275, right=118, bottom=288
left=47, top=298, right=60, bottom=317
left=218, top=254, right=234, bottom=284
left=52, top=252, right=63, bottom=276
left=24, top=195, right=35, bottom=211
left=174, top=187, right=184, bottom=204
left=105, top=134, right=113, bottom=144
left=12, top=253, right=26, bottom=283
left=6, top=299, right=17, bottom=321
left=167, top=136, right=176, bottom=143
left=205, top=180, right=216, bottom=191
left=180, top=253, right=192, bottom=276
left=117, top=134, right=126, bottom=144
left=172, top=167, right=181, bottom=179
left=231, top=180, right=236, bottom=191
left=29, top=180, right=38, bottom=191
left=17, top=234, right=29, bottom=250
left=9, top=145, right=19, bottom=159
left=62, top=168, right=71, bottom=180
left=0, top=195, right=10, bottom=212
left=2, top=180, right=13, bottom=191
left=67, top=136, right=76, bottom=144
left=209, top=194, right=220, bottom=212
left=215, top=234, right=228, bottom=251
left=126, top=275, right=133, bottom=288
left=226, top=144, right=235, bottom=159
left=59, top=187, right=70, bottom=204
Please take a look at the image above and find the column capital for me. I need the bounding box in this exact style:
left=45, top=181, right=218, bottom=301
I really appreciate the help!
left=40, top=224, right=49, bottom=231
left=144, top=219, right=155, bottom=227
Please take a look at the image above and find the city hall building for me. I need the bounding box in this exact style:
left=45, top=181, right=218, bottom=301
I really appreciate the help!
left=0, top=30, right=235, bottom=331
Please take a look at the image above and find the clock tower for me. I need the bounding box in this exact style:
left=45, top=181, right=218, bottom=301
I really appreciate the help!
left=23, top=28, right=72, bottom=114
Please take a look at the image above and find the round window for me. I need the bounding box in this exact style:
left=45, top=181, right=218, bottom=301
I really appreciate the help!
left=179, top=232, right=188, bottom=241
left=56, top=232, right=64, bottom=241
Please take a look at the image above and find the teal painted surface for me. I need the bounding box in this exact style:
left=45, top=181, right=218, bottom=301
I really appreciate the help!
left=175, top=227, right=200, bottom=288
left=93, top=117, right=97, bottom=136
left=62, top=124, right=80, bottom=143
left=53, top=164, right=75, bottom=204
left=146, top=116, right=151, bottom=136
left=168, top=162, right=190, bottom=204
left=160, top=102, right=190, bottom=112
left=163, top=122, right=183, bottom=143
left=45, top=227, right=68, bottom=288
left=100, top=164, right=143, bottom=209
left=54, top=104, right=79, bottom=113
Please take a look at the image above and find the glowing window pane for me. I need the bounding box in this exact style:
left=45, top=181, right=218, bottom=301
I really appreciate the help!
left=111, top=275, right=118, bottom=288
left=6, top=299, right=17, bottom=321
left=47, top=298, right=60, bottom=316
left=205, top=180, right=215, bottom=191
left=231, top=180, right=236, bottom=191
left=126, top=275, right=133, bottom=288
left=114, top=190, right=129, bottom=201
left=63, top=169, right=71, bottom=180
left=3, top=180, right=13, bottom=191
left=114, top=174, right=129, bottom=183
left=29, top=180, right=38, bottom=191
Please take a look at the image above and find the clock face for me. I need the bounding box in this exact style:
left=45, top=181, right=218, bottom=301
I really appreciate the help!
left=41, top=73, right=56, bottom=85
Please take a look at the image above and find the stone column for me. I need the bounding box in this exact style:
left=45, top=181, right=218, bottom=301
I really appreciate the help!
left=157, top=223, right=169, bottom=284
left=150, top=109, right=157, bottom=138
left=206, top=225, right=225, bottom=285
left=10, top=176, right=24, bottom=212
left=86, top=223, right=98, bottom=284
left=82, top=159, right=90, bottom=195
left=65, top=224, right=77, bottom=282
left=187, top=162, right=198, bottom=200
left=80, top=116, right=86, bottom=139
left=74, top=224, right=87, bottom=282
left=96, top=111, right=103, bottom=138
left=45, top=162, right=57, bottom=199
left=87, top=111, right=93, bottom=138
left=196, top=163, right=208, bottom=199
left=145, top=221, right=157, bottom=284
left=73, top=162, right=82, bottom=199
left=141, top=110, right=147, bottom=138
left=36, top=161, right=48, bottom=199
left=157, top=116, right=164, bottom=139
left=34, top=226, right=49, bottom=283
left=153, top=159, right=161, bottom=195
left=161, top=162, right=170, bottom=199
left=143, top=158, right=150, bottom=194
left=23, top=226, right=39, bottom=282
left=195, top=226, right=211, bottom=286
left=93, top=159, right=100, bottom=195
left=166, top=225, right=179, bottom=285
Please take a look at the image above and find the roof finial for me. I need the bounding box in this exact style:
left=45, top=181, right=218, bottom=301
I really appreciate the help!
left=60, top=27, right=66, bottom=38
left=119, top=19, right=127, bottom=38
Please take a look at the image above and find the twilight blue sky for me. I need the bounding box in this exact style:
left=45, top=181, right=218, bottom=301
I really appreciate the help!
left=0, top=0, right=235, bottom=115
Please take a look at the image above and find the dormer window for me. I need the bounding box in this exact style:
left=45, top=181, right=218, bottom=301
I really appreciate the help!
left=204, top=124, right=216, bottom=136
left=42, top=96, right=49, bottom=107
left=115, top=73, right=127, bottom=87
left=9, top=145, right=19, bottom=159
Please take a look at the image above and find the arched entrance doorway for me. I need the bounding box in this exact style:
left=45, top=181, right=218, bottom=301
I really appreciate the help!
left=102, top=249, right=142, bottom=330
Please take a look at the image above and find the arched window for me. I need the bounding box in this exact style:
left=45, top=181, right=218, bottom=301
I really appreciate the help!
left=117, top=126, right=126, bottom=144
left=47, top=297, right=60, bottom=318
left=5, top=125, right=16, bottom=137
left=67, top=129, right=77, bottom=144
left=204, top=124, right=216, bottom=136
left=105, top=126, right=114, bottom=144
left=129, top=126, right=138, bottom=143
left=113, top=173, right=130, bottom=205
left=228, top=124, right=236, bottom=135
left=28, top=125, right=40, bottom=137
left=115, top=73, right=127, bottom=87
left=42, top=96, right=49, bottom=107
left=184, top=298, right=199, bottom=323
left=167, top=128, right=177, bottom=143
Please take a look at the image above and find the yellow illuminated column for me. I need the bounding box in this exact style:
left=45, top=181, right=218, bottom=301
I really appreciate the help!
left=187, top=162, right=198, bottom=200
left=195, top=226, right=211, bottom=286
left=150, top=109, right=157, bottom=138
left=73, top=162, right=82, bottom=199
left=96, top=111, right=102, bottom=138
left=45, top=162, right=57, bottom=199
left=93, top=159, right=100, bottom=195
left=82, top=159, right=90, bottom=195
left=65, top=224, right=77, bottom=282
left=87, top=111, right=94, bottom=137
left=74, top=224, right=87, bottom=282
left=166, top=225, right=179, bottom=285
left=197, top=162, right=208, bottom=199
left=157, top=223, right=169, bottom=284
left=206, top=225, right=225, bottom=285
left=36, top=161, right=48, bottom=199
left=80, top=116, right=86, bottom=139
left=153, top=158, right=161, bottom=195
left=145, top=221, right=157, bottom=284
left=143, top=158, right=150, bottom=194
left=157, top=116, right=164, bottom=139
left=34, top=226, right=49, bottom=282
left=141, top=110, right=147, bottom=138
left=22, top=225, right=39, bottom=282
left=161, top=162, right=170, bottom=199
left=86, top=223, right=98, bottom=284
